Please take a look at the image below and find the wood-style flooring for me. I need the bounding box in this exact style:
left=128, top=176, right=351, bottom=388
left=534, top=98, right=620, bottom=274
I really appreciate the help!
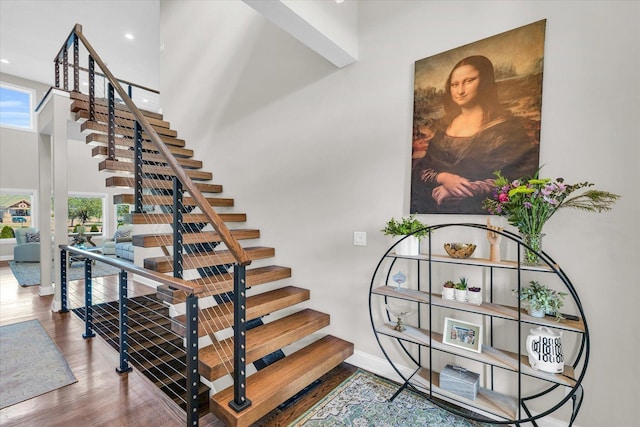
left=0, top=262, right=357, bottom=427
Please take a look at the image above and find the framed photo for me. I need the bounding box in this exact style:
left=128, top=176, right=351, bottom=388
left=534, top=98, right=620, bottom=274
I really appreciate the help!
left=443, top=317, right=483, bottom=353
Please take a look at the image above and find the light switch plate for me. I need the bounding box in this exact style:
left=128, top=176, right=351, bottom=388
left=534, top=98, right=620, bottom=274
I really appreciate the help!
left=354, top=231, right=366, bottom=246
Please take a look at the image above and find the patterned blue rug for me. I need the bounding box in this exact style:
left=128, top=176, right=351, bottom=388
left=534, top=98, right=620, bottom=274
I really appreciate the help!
left=9, top=260, right=121, bottom=286
left=290, top=369, right=493, bottom=426
left=0, top=319, right=77, bottom=409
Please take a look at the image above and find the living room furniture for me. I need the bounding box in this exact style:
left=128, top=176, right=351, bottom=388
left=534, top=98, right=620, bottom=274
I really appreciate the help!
left=13, top=227, right=40, bottom=262
left=102, top=224, right=133, bottom=257
left=369, top=223, right=587, bottom=426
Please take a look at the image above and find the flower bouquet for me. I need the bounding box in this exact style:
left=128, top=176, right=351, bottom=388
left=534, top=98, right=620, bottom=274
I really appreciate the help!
left=483, top=170, right=620, bottom=264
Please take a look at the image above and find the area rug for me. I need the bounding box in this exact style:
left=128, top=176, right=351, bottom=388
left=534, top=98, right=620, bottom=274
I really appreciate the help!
left=289, top=369, right=493, bottom=426
left=0, top=319, right=77, bottom=409
left=8, top=260, right=121, bottom=286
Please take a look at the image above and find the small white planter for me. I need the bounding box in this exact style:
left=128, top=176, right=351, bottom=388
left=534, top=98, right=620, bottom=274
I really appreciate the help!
left=442, top=287, right=455, bottom=301
left=454, top=289, right=467, bottom=302
left=467, top=290, right=482, bottom=305
left=528, top=306, right=545, bottom=318
left=395, top=235, right=420, bottom=256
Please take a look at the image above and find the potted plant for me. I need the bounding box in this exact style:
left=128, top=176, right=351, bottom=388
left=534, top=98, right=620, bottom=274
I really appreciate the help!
left=442, top=280, right=455, bottom=301
left=454, top=277, right=468, bottom=302
left=513, top=281, right=567, bottom=320
left=467, top=286, right=482, bottom=305
left=382, top=214, right=428, bottom=256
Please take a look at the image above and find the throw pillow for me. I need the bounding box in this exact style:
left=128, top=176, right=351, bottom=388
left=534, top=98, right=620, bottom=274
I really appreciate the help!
left=25, top=232, right=40, bottom=243
left=113, top=228, right=131, bottom=240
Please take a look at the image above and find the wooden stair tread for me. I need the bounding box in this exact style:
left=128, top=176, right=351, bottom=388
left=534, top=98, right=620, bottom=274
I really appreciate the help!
left=172, top=286, right=310, bottom=336
left=92, top=146, right=202, bottom=169
left=87, top=133, right=194, bottom=158
left=75, top=110, right=178, bottom=138
left=106, top=176, right=222, bottom=193
left=99, top=159, right=213, bottom=181
left=69, top=91, right=164, bottom=120
left=81, top=120, right=185, bottom=147
left=132, top=230, right=258, bottom=248
left=114, top=193, right=233, bottom=208
left=124, top=212, right=245, bottom=225
left=210, top=335, right=354, bottom=427
left=71, top=100, right=171, bottom=129
left=190, top=265, right=292, bottom=298
left=198, top=308, right=330, bottom=381
left=143, top=246, right=274, bottom=273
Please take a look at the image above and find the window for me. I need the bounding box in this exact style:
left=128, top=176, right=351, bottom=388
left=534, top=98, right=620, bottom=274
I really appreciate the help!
left=0, top=189, right=36, bottom=239
left=68, top=194, right=106, bottom=234
left=0, top=83, right=35, bottom=131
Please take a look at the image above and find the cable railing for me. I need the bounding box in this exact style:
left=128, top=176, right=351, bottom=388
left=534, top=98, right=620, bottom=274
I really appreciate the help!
left=54, top=23, right=255, bottom=425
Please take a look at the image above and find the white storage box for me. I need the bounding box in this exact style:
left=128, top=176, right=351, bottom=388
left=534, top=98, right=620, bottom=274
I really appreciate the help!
left=439, top=365, right=479, bottom=401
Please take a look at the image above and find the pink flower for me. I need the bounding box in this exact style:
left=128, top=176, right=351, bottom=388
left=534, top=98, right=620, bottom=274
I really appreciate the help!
left=498, top=193, right=509, bottom=203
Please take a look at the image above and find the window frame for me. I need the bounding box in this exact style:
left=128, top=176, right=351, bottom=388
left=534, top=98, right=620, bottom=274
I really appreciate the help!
left=0, top=82, right=36, bottom=132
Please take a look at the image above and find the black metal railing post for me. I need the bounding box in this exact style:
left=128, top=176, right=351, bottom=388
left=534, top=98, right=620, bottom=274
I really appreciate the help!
left=107, top=82, right=116, bottom=160
left=73, top=35, right=79, bottom=92
left=116, top=270, right=132, bottom=374
left=63, top=48, right=69, bottom=90
left=185, top=293, right=200, bottom=427
left=88, top=55, right=95, bottom=121
left=173, top=178, right=184, bottom=279
left=55, top=58, right=60, bottom=88
left=83, top=258, right=96, bottom=339
left=60, top=249, right=68, bottom=313
left=229, top=264, right=251, bottom=412
left=134, top=121, right=144, bottom=213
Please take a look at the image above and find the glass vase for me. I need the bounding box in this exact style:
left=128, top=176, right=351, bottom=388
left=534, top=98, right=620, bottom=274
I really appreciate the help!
left=520, top=233, right=545, bottom=266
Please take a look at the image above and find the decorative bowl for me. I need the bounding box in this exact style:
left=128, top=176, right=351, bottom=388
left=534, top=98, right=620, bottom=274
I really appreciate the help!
left=444, top=243, right=477, bottom=259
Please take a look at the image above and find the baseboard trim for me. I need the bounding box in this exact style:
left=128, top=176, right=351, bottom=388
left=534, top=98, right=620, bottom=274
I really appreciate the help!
left=345, top=350, right=579, bottom=427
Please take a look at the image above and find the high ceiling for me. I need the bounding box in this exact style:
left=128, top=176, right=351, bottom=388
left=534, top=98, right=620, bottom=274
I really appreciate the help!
left=0, top=0, right=160, bottom=90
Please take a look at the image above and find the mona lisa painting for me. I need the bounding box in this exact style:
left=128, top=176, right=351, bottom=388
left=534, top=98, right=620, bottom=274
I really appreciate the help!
left=410, top=20, right=545, bottom=214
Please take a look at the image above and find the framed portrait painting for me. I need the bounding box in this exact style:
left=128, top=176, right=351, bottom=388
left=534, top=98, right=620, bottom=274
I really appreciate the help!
left=410, top=20, right=545, bottom=214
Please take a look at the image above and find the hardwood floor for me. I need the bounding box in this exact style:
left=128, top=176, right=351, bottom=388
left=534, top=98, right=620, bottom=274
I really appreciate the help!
left=0, top=263, right=357, bottom=427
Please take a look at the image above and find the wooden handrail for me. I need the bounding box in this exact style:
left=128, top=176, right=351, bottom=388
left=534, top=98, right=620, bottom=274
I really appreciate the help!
left=61, top=24, right=252, bottom=266
left=61, top=245, right=204, bottom=294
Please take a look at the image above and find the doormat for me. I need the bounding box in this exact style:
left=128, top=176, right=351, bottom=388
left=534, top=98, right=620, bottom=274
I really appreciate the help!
left=289, top=369, right=494, bottom=426
left=9, top=260, right=121, bottom=286
left=0, top=319, right=77, bottom=409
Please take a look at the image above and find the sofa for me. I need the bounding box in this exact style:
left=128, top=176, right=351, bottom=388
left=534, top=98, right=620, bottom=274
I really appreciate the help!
left=14, top=227, right=40, bottom=262
left=102, top=224, right=134, bottom=261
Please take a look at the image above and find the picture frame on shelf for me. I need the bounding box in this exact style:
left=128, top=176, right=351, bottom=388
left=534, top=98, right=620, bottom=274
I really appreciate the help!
left=443, top=317, right=483, bottom=353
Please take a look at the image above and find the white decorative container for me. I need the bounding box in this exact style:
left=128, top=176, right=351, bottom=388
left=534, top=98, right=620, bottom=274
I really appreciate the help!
left=467, top=289, right=482, bottom=305
left=526, top=326, right=564, bottom=373
left=395, top=235, right=420, bottom=256
left=454, top=289, right=467, bottom=302
left=442, top=286, right=455, bottom=301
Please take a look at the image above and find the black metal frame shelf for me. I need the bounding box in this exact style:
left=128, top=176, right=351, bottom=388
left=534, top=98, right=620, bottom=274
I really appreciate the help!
left=369, top=223, right=589, bottom=426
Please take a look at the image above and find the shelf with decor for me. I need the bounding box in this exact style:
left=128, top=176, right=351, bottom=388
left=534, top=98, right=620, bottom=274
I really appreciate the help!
left=372, top=286, right=585, bottom=333
left=369, top=223, right=589, bottom=426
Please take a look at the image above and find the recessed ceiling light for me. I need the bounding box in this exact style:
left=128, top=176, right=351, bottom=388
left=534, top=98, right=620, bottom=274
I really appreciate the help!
left=0, top=59, right=9, bottom=64
left=142, top=99, right=149, bottom=103
left=125, top=33, right=134, bottom=40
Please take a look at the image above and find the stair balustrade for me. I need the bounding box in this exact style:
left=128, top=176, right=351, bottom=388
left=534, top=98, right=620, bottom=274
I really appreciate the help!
left=52, top=24, right=353, bottom=427
left=54, top=24, right=253, bottom=425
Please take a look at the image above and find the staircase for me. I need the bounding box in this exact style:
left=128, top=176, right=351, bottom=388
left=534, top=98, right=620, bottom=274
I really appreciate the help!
left=68, top=88, right=354, bottom=426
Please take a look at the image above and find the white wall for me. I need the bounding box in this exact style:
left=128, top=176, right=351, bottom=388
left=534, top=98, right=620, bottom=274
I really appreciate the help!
left=159, top=1, right=639, bottom=426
